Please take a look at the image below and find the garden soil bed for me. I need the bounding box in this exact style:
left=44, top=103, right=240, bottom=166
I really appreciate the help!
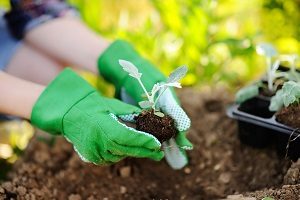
left=0, top=88, right=299, bottom=200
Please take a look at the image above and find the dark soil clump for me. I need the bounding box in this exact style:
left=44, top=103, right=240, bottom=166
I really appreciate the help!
left=276, top=104, right=300, bottom=128
left=242, top=160, right=300, bottom=200
left=135, top=110, right=177, bottom=142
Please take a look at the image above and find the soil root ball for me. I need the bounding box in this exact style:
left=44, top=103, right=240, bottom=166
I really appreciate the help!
left=135, top=110, right=177, bottom=142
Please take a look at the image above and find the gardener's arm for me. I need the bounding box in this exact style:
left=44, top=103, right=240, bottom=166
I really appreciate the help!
left=1, top=69, right=163, bottom=164
left=24, top=17, right=109, bottom=74
left=0, top=71, right=44, bottom=119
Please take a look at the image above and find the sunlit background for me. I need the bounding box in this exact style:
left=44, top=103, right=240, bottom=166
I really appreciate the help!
left=68, top=0, right=300, bottom=88
left=0, top=0, right=300, bottom=175
left=1, top=0, right=300, bottom=88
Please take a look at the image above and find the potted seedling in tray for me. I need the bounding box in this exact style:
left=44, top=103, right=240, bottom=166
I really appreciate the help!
left=269, top=80, right=300, bottom=117
left=236, top=44, right=300, bottom=104
left=228, top=43, right=300, bottom=160
left=268, top=81, right=300, bottom=159
left=119, top=59, right=187, bottom=142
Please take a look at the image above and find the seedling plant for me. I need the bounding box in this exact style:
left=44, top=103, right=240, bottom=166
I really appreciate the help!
left=270, top=81, right=300, bottom=111
left=119, top=59, right=187, bottom=142
left=119, top=59, right=187, bottom=113
left=236, top=43, right=300, bottom=104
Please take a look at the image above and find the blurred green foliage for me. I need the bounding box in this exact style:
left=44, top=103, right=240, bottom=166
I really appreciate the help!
left=0, top=0, right=9, bottom=9
left=67, top=0, right=300, bottom=88
left=1, top=0, right=299, bottom=88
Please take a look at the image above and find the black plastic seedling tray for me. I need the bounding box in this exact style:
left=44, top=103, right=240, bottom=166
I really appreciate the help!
left=227, top=96, right=300, bottom=161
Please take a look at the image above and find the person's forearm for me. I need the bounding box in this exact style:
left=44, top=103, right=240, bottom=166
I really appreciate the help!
left=0, top=71, right=45, bottom=119
left=24, top=17, right=110, bottom=74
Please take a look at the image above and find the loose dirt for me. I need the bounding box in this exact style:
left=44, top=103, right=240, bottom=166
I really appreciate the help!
left=0, top=88, right=299, bottom=200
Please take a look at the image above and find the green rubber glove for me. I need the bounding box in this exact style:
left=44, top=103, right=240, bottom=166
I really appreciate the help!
left=98, top=40, right=192, bottom=169
left=31, top=68, right=163, bottom=164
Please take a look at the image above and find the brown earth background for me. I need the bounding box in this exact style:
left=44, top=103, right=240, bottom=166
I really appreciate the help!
left=0, top=89, right=299, bottom=200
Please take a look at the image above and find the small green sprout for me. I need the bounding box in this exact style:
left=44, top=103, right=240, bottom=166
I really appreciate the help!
left=236, top=43, right=299, bottom=104
left=269, top=81, right=300, bottom=111
left=119, top=59, right=187, bottom=114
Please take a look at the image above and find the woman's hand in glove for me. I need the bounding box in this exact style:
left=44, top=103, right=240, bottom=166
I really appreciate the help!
left=31, top=68, right=164, bottom=164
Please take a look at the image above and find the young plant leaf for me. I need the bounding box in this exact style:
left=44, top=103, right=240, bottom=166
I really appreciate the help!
left=269, top=89, right=284, bottom=111
left=285, top=71, right=300, bottom=82
left=279, top=54, right=298, bottom=67
left=167, top=66, right=188, bottom=83
left=281, top=81, right=300, bottom=106
left=270, top=81, right=300, bottom=111
left=149, top=83, right=161, bottom=103
left=262, top=197, right=274, bottom=200
left=256, top=43, right=277, bottom=57
left=119, top=59, right=142, bottom=79
left=138, top=101, right=153, bottom=109
left=163, top=82, right=182, bottom=88
left=235, top=82, right=261, bottom=104
left=154, top=111, right=165, bottom=117
left=151, top=83, right=161, bottom=96
left=141, top=93, right=149, bottom=99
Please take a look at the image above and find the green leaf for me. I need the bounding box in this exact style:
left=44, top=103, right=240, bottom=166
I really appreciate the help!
left=269, top=89, right=284, bottom=111
left=154, top=111, right=165, bottom=117
left=141, top=93, right=149, bottom=99
left=256, top=43, right=277, bottom=57
left=150, top=83, right=161, bottom=99
left=262, top=197, right=274, bottom=200
left=282, top=81, right=300, bottom=106
left=138, top=101, right=153, bottom=109
left=284, top=71, right=300, bottom=82
left=119, top=59, right=142, bottom=79
left=161, top=82, right=182, bottom=88
left=235, top=83, right=261, bottom=103
left=270, top=81, right=300, bottom=111
left=167, top=66, right=188, bottom=83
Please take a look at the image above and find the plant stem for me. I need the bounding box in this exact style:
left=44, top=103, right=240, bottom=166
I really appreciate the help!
left=267, top=57, right=273, bottom=91
left=137, top=78, right=151, bottom=101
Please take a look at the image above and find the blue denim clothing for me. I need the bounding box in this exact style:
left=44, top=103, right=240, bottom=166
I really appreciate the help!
left=0, top=1, right=77, bottom=70
left=0, top=10, right=21, bottom=71
left=5, top=0, right=78, bottom=39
